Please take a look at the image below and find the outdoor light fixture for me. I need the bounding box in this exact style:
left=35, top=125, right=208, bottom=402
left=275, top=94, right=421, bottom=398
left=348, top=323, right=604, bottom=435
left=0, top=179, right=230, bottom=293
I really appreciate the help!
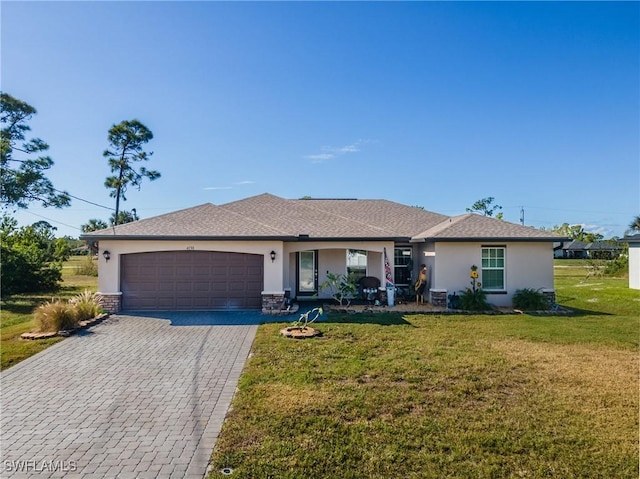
left=270, top=250, right=276, bottom=262
left=102, top=250, right=111, bottom=262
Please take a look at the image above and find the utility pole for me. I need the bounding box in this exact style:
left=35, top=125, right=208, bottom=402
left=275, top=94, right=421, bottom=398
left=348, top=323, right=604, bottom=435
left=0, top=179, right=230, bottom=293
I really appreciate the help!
left=520, top=207, right=525, bottom=226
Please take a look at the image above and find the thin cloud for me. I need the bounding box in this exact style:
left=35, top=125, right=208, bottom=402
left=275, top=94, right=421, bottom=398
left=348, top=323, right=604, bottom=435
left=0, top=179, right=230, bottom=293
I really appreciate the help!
left=234, top=180, right=255, bottom=185
left=304, top=139, right=373, bottom=164
left=305, top=153, right=335, bottom=162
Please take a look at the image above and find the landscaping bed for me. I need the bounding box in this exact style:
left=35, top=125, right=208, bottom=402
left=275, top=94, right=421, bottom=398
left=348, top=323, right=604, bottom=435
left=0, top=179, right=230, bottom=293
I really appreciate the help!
left=20, top=313, right=109, bottom=340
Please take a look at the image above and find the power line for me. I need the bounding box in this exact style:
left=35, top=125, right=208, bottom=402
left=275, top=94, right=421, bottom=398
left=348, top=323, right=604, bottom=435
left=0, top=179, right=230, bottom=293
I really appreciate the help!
left=54, top=189, right=114, bottom=211
left=20, top=210, right=82, bottom=231
left=503, top=205, right=632, bottom=217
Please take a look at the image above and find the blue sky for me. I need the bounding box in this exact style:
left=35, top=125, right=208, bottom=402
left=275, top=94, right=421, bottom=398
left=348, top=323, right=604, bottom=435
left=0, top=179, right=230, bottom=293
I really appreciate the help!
left=3, top=1, right=638, bottom=239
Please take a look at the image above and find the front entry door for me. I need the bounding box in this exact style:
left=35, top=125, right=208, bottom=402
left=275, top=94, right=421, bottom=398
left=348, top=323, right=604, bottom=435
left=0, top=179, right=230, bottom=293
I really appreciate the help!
left=297, top=250, right=318, bottom=296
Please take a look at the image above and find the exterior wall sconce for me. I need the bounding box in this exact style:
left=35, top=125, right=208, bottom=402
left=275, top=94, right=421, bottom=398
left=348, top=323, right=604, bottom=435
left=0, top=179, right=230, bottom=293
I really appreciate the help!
left=102, top=250, right=111, bottom=262
left=270, top=250, right=276, bottom=263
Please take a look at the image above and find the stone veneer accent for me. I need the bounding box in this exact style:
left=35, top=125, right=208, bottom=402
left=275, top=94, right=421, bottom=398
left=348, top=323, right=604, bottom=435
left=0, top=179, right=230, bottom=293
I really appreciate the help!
left=97, top=292, right=122, bottom=313
left=430, top=289, right=447, bottom=308
left=541, top=289, right=556, bottom=308
left=262, top=292, right=286, bottom=315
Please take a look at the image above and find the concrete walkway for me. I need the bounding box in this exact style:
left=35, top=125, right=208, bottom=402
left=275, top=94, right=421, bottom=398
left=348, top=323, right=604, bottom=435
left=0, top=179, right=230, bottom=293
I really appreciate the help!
left=1, top=313, right=267, bottom=478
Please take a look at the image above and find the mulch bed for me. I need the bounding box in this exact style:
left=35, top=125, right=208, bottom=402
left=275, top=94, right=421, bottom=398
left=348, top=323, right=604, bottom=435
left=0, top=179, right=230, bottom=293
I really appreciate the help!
left=279, top=326, right=322, bottom=339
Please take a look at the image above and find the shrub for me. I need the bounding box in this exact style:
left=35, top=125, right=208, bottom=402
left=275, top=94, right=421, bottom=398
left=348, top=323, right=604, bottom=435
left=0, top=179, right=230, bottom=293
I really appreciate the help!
left=459, top=288, right=492, bottom=311
left=34, top=300, right=78, bottom=332
left=512, top=288, right=549, bottom=311
left=0, top=217, right=64, bottom=296
left=604, top=255, right=628, bottom=277
left=320, top=272, right=357, bottom=306
left=75, top=257, right=98, bottom=276
left=69, top=290, right=102, bottom=321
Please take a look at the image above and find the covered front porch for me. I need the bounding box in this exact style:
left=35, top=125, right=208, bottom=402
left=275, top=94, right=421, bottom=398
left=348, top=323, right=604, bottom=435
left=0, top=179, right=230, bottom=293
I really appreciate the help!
left=261, top=241, right=425, bottom=313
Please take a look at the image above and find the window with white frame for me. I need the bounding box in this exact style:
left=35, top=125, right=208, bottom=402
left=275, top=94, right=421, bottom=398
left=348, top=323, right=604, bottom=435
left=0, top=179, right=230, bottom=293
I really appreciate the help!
left=481, top=246, right=505, bottom=290
left=346, top=250, right=367, bottom=281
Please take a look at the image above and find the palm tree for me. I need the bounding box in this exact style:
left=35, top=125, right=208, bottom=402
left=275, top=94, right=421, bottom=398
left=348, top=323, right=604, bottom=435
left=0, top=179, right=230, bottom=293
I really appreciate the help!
left=81, top=219, right=108, bottom=233
left=628, top=215, right=640, bottom=234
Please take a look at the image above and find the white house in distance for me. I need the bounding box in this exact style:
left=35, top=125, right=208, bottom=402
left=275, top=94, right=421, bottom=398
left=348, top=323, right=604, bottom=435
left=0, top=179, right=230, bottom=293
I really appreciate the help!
left=81, top=193, right=565, bottom=313
left=621, top=234, right=640, bottom=289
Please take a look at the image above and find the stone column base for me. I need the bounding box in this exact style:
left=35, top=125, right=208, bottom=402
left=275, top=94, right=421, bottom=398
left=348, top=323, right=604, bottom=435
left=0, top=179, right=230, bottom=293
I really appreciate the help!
left=430, top=289, right=447, bottom=308
left=262, top=291, right=285, bottom=314
left=97, top=292, right=122, bottom=313
left=541, top=289, right=556, bottom=308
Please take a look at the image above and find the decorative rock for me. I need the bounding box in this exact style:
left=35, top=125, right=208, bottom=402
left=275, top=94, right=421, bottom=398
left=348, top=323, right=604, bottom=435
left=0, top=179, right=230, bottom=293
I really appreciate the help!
left=20, top=331, right=58, bottom=340
left=20, top=313, right=109, bottom=340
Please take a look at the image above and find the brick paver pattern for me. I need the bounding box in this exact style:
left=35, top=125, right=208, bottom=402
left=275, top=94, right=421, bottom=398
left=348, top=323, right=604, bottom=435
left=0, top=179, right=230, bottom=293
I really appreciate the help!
left=1, top=314, right=259, bottom=478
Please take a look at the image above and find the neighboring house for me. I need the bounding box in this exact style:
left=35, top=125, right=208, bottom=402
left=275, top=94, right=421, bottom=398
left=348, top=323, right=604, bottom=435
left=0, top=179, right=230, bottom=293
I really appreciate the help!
left=620, top=234, right=640, bottom=289
left=557, top=240, right=589, bottom=259
left=553, top=242, right=565, bottom=259
left=80, top=193, right=565, bottom=312
left=554, top=240, right=623, bottom=260
left=584, top=240, right=623, bottom=260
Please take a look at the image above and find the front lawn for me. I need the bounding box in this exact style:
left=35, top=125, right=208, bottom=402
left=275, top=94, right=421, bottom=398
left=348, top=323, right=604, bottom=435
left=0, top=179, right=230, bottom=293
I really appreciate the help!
left=209, top=262, right=639, bottom=478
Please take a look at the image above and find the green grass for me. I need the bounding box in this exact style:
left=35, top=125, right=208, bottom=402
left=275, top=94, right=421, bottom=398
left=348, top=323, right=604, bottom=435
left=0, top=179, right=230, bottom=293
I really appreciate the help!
left=0, top=256, right=98, bottom=370
left=209, top=260, right=639, bottom=478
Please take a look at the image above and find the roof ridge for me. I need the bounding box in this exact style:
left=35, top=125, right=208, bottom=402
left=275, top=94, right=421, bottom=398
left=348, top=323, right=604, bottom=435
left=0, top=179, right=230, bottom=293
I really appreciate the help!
left=412, top=213, right=470, bottom=239
left=294, top=198, right=400, bottom=236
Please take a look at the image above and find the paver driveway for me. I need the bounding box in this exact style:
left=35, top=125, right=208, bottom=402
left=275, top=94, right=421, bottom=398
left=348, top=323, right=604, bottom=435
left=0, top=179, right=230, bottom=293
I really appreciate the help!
left=1, top=312, right=266, bottom=479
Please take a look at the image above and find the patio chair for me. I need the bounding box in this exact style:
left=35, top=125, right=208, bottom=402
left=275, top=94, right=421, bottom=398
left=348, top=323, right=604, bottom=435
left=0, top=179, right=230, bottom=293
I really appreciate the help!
left=358, top=276, right=381, bottom=302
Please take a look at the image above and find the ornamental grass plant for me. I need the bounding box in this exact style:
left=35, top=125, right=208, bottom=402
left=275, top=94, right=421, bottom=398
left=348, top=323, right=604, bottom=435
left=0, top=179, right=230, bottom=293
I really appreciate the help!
left=69, top=290, right=102, bottom=321
left=34, top=300, right=78, bottom=332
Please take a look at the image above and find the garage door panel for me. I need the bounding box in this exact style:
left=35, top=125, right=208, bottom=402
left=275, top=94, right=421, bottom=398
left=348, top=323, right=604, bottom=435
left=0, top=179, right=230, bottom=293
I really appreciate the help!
left=211, top=282, right=228, bottom=292
left=228, top=266, right=246, bottom=276
left=193, top=282, right=210, bottom=292
left=228, top=281, right=247, bottom=292
left=158, top=266, right=175, bottom=276
left=175, top=282, right=192, bottom=292
left=121, top=251, right=263, bottom=310
left=176, top=266, right=192, bottom=276
left=158, top=282, right=175, bottom=292
left=193, top=266, right=211, bottom=276
left=139, top=282, right=158, bottom=292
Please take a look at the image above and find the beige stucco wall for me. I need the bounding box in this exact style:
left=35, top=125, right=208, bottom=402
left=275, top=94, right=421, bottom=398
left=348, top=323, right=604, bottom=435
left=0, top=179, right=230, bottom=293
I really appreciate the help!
left=97, top=238, right=554, bottom=306
left=97, top=239, right=395, bottom=300
left=432, top=241, right=555, bottom=307
left=628, top=243, right=640, bottom=289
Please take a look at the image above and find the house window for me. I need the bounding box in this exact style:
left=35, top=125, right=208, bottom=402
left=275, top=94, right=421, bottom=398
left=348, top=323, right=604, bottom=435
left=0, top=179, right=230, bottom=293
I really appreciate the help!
left=347, top=250, right=367, bottom=281
left=394, top=247, right=412, bottom=286
left=481, top=247, right=505, bottom=290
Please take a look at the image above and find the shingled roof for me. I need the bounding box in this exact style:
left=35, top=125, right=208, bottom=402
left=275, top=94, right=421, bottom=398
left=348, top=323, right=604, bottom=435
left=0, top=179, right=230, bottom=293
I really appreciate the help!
left=412, top=214, right=564, bottom=242
left=81, top=193, right=563, bottom=242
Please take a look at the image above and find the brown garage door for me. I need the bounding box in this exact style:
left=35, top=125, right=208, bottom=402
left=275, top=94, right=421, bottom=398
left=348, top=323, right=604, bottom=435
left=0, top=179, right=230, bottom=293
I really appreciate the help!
left=121, top=251, right=263, bottom=311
